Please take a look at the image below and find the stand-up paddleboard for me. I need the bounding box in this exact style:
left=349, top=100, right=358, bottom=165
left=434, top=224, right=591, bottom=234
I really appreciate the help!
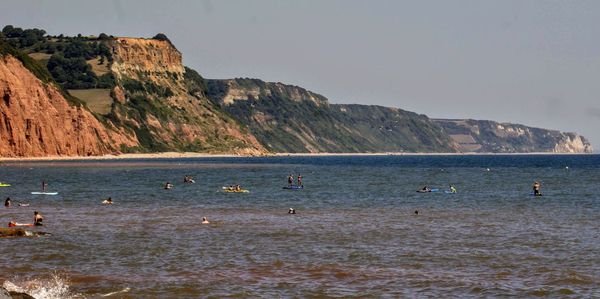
left=283, top=185, right=303, bottom=190
left=0, top=183, right=10, bottom=187
left=31, top=192, right=59, bottom=195
left=444, top=190, right=456, bottom=194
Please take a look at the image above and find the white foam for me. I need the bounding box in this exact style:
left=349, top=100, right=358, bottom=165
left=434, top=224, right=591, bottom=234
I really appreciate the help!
left=2, top=273, right=78, bottom=299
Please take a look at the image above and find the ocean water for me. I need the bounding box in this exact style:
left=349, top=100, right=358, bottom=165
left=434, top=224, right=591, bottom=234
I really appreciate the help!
left=0, top=155, right=599, bottom=298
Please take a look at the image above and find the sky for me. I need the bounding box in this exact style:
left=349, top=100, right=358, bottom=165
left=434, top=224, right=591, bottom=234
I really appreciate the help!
left=2, top=0, right=600, bottom=150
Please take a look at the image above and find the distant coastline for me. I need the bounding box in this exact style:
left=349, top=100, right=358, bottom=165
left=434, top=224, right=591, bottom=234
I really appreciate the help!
left=0, top=151, right=594, bottom=162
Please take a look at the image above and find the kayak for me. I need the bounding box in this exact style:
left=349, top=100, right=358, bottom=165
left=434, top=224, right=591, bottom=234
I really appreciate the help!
left=416, top=188, right=439, bottom=193
left=31, top=192, right=59, bottom=195
left=283, top=185, right=303, bottom=190
left=0, top=183, right=10, bottom=187
left=224, top=190, right=249, bottom=193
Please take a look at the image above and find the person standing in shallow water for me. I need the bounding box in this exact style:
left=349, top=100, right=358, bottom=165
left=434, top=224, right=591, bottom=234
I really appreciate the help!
left=4, top=197, right=11, bottom=207
left=532, top=181, right=542, bottom=196
left=297, top=174, right=303, bottom=187
left=288, top=174, right=294, bottom=186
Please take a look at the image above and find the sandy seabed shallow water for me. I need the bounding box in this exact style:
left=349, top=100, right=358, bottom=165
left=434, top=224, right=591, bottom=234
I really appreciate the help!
left=1, top=155, right=599, bottom=298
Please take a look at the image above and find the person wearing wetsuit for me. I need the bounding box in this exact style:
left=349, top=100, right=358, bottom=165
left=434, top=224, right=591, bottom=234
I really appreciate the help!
left=4, top=197, right=10, bottom=207
left=288, top=174, right=293, bottom=186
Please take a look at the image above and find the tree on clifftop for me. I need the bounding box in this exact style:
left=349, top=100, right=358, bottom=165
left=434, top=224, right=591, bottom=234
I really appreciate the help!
left=152, top=33, right=171, bottom=43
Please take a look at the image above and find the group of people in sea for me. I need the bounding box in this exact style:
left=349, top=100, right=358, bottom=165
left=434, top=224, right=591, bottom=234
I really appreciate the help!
left=1, top=173, right=544, bottom=231
left=224, top=185, right=243, bottom=192
left=418, top=185, right=457, bottom=193
left=5, top=199, right=43, bottom=227
left=4, top=183, right=41, bottom=227
left=287, top=174, right=303, bottom=187
left=417, top=182, right=542, bottom=196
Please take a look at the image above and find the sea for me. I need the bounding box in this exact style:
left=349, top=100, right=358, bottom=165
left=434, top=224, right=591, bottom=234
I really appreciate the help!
left=0, top=154, right=599, bottom=298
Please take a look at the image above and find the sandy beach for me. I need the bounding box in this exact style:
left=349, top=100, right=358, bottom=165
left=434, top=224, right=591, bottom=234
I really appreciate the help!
left=0, top=151, right=592, bottom=162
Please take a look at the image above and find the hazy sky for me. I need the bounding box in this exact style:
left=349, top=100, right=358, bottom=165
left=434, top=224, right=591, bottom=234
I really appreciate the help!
left=3, top=0, right=600, bottom=150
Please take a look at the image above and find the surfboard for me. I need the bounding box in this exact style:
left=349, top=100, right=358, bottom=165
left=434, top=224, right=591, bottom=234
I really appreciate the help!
left=8, top=222, right=34, bottom=227
left=0, top=183, right=10, bottom=187
left=31, top=192, right=59, bottom=195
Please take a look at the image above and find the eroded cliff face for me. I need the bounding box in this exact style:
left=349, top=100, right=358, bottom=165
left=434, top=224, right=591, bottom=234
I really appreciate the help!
left=108, top=38, right=265, bottom=154
left=0, top=55, right=137, bottom=157
left=216, top=78, right=328, bottom=107
left=433, top=119, right=593, bottom=153
left=207, top=78, right=458, bottom=153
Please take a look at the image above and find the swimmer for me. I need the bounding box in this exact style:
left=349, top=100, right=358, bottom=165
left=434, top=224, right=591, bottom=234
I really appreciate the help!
left=414, top=210, right=419, bottom=215
left=164, top=182, right=173, bottom=189
left=4, top=197, right=10, bottom=207
left=202, top=217, right=210, bottom=224
left=34, top=211, right=43, bottom=226
left=288, top=208, right=296, bottom=214
left=102, top=197, right=113, bottom=205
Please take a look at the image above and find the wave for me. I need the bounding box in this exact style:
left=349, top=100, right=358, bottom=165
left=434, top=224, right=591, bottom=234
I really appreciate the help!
left=2, top=273, right=75, bottom=299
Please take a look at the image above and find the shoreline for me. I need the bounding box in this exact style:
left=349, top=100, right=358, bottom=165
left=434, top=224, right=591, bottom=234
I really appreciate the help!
left=0, top=151, right=595, bottom=162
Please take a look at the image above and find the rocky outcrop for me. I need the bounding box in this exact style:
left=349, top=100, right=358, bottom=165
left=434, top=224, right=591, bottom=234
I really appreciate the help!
left=433, top=119, right=593, bottom=153
left=111, top=37, right=184, bottom=77
left=0, top=286, right=35, bottom=299
left=107, top=38, right=265, bottom=154
left=207, top=78, right=458, bottom=153
left=0, top=55, right=137, bottom=157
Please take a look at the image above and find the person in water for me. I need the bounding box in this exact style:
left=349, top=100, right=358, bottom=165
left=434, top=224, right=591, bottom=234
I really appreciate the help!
left=288, top=208, right=296, bottom=214
left=235, top=184, right=241, bottom=191
left=533, top=181, right=542, bottom=196
left=202, top=217, right=210, bottom=224
left=102, top=197, right=113, bottom=205
left=288, top=174, right=294, bottom=186
left=4, top=197, right=10, bottom=207
left=297, top=174, right=303, bottom=187
left=164, top=182, right=173, bottom=189
left=420, top=186, right=430, bottom=192
left=449, top=185, right=457, bottom=193
left=34, top=211, right=43, bottom=226
left=42, top=180, right=48, bottom=191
